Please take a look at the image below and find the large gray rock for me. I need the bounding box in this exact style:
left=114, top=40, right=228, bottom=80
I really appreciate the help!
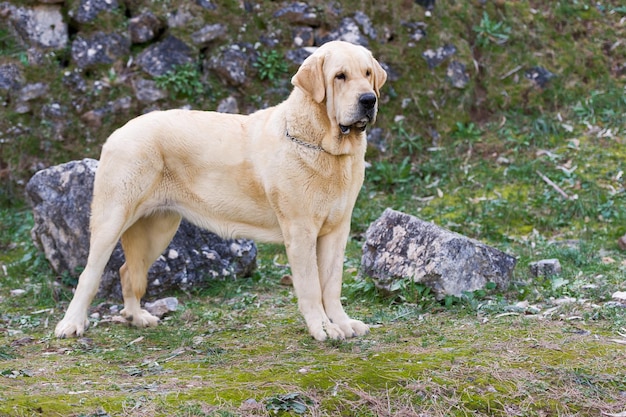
left=128, top=11, right=164, bottom=44
left=273, top=2, right=321, bottom=27
left=25, top=159, right=258, bottom=300
left=136, top=35, right=195, bottom=77
left=70, top=0, right=119, bottom=24
left=0, top=64, right=24, bottom=91
left=71, top=32, right=130, bottom=69
left=5, top=4, right=68, bottom=50
left=361, top=208, right=516, bottom=298
left=207, top=43, right=257, bottom=87
left=422, top=44, right=457, bottom=69
left=317, top=17, right=369, bottom=47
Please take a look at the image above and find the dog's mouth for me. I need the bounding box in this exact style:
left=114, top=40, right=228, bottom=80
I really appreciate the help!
left=339, top=117, right=370, bottom=135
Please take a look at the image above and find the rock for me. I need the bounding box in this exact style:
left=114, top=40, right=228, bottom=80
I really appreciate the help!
left=191, top=23, right=227, bottom=47
left=25, top=159, right=258, bottom=300
left=216, top=96, right=239, bottom=114
left=446, top=60, right=469, bottom=88
left=273, top=2, right=321, bottom=27
left=195, top=0, right=217, bottom=10
left=612, top=291, right=626, bottom=302
left=81, top=96, right=132, bottom=128
left=291, top=27, right=315, bottom=47
left=529, top=259, right=562, bottom=277
left=70, top=0, right=120, bottom=24
left=422, top=44, right=456, bottom=68
left=525, top=66, right=555, bottom=88
left=18, top=82, right=49, bottom=102
left=71, top=32, right=130, bottom=69
left=360, top=208, right=516, bottom=298
left=144, top=297, right=178, bottom=318
left=285, top=47, right=316, bottom=65
left=166, top=7, right=194, bottom=28
left=6, top=4, right=68, bottom=50
left=136, top=35, right=196, bottom=77
left=132, top=78, right=167, bottom=103
left=318, top=17, right=369, bottom=46
left=0, top=64, right=24, bottom=91
left=207, top=43, right=256, bottom=87
left=617, top=234, right=626, bottom=250
left=14, top=82, right=50, bottom=113
left=128, top=11, right=164, bottom=44
left=62, top=69, right=89, bottom=93
left=415, top=0, right=436, bottom=11
left=353, top=11, right=377, bottom=40
left=403, top=21, right=427, bottom=45
left=366, top=127, right=388, bottom=153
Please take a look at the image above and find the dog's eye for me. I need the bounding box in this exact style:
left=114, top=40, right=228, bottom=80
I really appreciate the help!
left=335, top=73, right=346, bottom=81
left=366, top=70, right=371, bottom=77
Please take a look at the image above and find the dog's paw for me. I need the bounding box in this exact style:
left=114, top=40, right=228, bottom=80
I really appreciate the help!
left=309, top=321, right=346, bottom=341
left=340, top=319, right=369, bottom=338
left=120, top=308, right=160, bottom=328
left=55, top=316, right=89, bottom=338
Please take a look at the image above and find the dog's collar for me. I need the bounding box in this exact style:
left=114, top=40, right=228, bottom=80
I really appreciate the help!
left=285, top=131, right=329, bottom=154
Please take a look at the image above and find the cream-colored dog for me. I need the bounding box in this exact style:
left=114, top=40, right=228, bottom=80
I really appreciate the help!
left=55, top=40, right=387, bottom=341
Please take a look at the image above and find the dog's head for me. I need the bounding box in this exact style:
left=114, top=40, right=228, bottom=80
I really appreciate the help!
left=292, top=41, right=387, bottom=136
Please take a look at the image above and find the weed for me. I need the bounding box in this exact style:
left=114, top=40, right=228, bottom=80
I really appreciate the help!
left=367, top=157, right=414, bottom=191
left=473, top=11, right=511, bottom=47
left=253, top=49, right=288, bottom=82
left=391, top=120, right=424, bottom=155
left=154, top=63, right=204, bottom=100
left=265, top=392, right=312, bottom=415
left=0, top=28, right=26, bottom=60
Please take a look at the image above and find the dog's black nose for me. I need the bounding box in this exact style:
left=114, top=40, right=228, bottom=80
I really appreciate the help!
left=359, top=93, right=377, bottom=109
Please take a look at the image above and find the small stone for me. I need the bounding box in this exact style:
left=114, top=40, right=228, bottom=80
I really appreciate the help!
left=144, top=297, right=179, bottom=318
left=10, top=289, right=27, bottom=296
left=280, top=275, right=293, bottom=286
left=529, top=259, right=562, bottom=277
left=191, top=23, right=227, bottom=47
left=422, top=44, right=456, bottom=69
left=446, top=60, right=469, bottom=89
left=525, top=66, right=556, bottom=88
left=612, top=291, right=626, bottom=302
left=128, top=12, right=164, bottom=44
left=415, top=0, right=436, bottom=11
left=217, top=96, right=239, bottom=114
left=132, top=78, right=167, bottom=103
left=617, top=234, right=626, bottom=251
left=273, top=2, right=320, bottom=27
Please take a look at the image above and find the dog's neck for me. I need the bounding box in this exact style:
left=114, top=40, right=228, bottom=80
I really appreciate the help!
left=284, top=88, right=367, bottom=157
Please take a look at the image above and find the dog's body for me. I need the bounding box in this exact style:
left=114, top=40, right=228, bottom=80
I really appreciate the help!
left=55, top=41, right=387, bottom=341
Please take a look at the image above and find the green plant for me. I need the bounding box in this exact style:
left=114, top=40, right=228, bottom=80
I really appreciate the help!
left=367, top=157, right=413, bottom=190
left=265, top=392, right=312, bottom=415
left=154, top=63, right=204, bottom=100
left=253, top=50, right=288, bottom=82
left=473, top=12, right=511, bottom=47
left=391, top=120, right=424, bottom=155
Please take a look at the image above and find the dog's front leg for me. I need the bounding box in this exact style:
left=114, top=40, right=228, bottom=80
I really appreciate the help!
left=317, top=226, right=369, bottom=338
left=283, top=225, right=346, bottom=341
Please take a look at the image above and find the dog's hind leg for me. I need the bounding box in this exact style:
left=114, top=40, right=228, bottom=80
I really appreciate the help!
left=119, top=211, right=182, bottom=328
left=55, top=206, right=129, bottom=338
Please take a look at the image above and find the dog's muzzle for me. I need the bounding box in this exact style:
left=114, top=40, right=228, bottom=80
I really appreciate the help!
left=340, top=92, right=377, bottom=135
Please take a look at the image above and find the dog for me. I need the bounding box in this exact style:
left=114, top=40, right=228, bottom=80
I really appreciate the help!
left=54, top=40, right=387, bottom=341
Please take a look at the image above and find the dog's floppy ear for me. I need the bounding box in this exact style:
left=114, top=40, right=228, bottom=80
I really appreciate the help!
left=292, top=52, right=326, bottom=103
left=372, top=57, right=387, bottom=97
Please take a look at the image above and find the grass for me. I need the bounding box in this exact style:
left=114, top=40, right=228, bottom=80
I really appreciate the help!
left=2, top=0, right=626, bottom=415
